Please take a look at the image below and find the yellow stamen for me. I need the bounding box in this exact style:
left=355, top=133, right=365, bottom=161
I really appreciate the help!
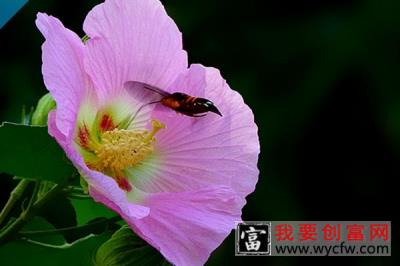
left=143, top=119, right=166, bottom=143
left=88, top=119, right=165, bottom=174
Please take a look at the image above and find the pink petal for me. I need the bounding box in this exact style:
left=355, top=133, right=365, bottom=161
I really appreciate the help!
left=86, top=170, right=150, bottom=219
left=36, top=13, right=90, bottom=139
left=47, top=111, right=66, bottom=145
left=129, top=186, right=245, bottom=266
left=130, top=64, right=260, bottom=198
left=83, top=0, right=188, bottom=102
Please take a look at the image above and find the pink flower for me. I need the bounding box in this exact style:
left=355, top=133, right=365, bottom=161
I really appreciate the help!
left=36, top=0, right=259, bottom=265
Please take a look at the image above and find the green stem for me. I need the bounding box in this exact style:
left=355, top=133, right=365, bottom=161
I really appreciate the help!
left=19, top=216, right=121, bottom=237
left=0, top=179, right=30, bottom=227
left=66, top=193, right=91, bottom=199
left=65, top=186, right=84, bottom=192
left=0, top=183, right=64, bottom=246
left=25, top=181, right=39, bottom=211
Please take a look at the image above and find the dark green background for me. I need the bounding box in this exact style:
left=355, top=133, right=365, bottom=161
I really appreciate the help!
left=0, top=0, right=398, bottom=265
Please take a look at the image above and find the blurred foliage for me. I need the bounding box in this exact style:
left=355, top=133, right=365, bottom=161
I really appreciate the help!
left=38, top=193, right=78, bottom=242
left=71, top=198, right=116, bottom=225
left=0, top=123, right=75, bottom=182
left=0, top=0, right=399, bottom=265
left=31, top=93, right=56, bottom=126
left=0, top=229, right=113, bottom=266
left=94, top=226, right=170, bottom=266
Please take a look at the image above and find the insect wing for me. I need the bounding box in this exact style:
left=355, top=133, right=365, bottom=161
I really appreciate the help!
left=142, top=84, right=170, bottom=97
left=124, top=81, right=170, bottom=102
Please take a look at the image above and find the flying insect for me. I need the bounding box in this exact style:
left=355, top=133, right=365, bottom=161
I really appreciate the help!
left=125, top=81, right=222, bottom=119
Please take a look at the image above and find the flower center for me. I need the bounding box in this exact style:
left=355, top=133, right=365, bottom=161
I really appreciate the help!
left=91, top=120, right=164, bottom=172
left=77, top=117, right=165, bottom=192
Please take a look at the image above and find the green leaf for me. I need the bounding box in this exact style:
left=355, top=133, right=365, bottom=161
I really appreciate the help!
left=94, top=226, right=169, bottom=266
left=21, top=217, right=65, bottom=245
left=0, top=123, right=75, bottom=183
left=71, top=198, right=116, bottom=225
left=38, top=193, right=78, bottom=242
left=0, top=231, right=112, bottom=266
